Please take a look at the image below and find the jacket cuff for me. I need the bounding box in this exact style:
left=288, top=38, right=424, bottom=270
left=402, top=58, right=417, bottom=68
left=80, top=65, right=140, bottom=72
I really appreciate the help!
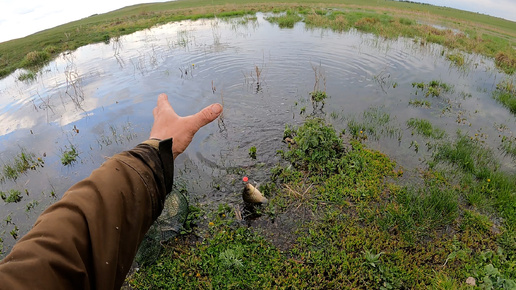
left=141, top=138, right=174, bottom=194
left=157, top=138, right=174, bottom=194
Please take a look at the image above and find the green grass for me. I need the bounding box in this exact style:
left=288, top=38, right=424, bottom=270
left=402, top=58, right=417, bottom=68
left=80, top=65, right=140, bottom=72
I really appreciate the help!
left=493, top=78, right=516, bottom=114
left=413, top=80, right=454, bottom=97
left=266, top=9, right=303, bottom=28
left=17, top=70, right=37, bottom=82
left=406, top=118, right=447, bottom=139
left=500, top=135, right=516, bottom=159
left=130, top=115, right=516, bottom=288
left=248, top=146, right=257, bottom=159
left=446, top=52, right=466, bottom=67
left=61, top=145, right=79, bottom=166
left=0, top=189, right=23, bottom=203
left=1, top=0, right=515, bottom=78
left=408, top=99, right=431, bottom=108
left=309, top=90, right=327, bottom=103
left=1, top=150, right=44, bottom=182
left=346, top=106, right=402, bottom=141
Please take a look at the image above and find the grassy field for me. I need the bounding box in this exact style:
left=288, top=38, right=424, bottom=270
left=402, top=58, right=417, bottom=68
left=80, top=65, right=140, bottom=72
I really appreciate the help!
left=0, top=0, right=515, bottom=78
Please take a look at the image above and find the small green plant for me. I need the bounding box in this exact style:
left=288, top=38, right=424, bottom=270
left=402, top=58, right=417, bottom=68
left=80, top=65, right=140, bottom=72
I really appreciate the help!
left=4, top=214, right=12, bottom=224
left=432, top=131, right=496, bottom=175
left=500, top=135, right=516, bottom=159
left=309, top=90, right=327, bottom=103
left=2, top=150, right=44, bottom=181
left=493, top=79, right=516, bottom=114
left=412, top=80, right=453, bottom=97
left=21, top=50, right=50, bottom=67
left=495, top=51, right=516, bottom=75
left=408, top=99, right=431, bottom=108
left=10, top=225, right=19, bottom=240
left=446, top=52, right=465, bottom=67
left=347, top=106, right=402, bottom=141
left=219, top=246, right=244, bottom=269
left=248, top=146, right=257, bottom=159
left=17, top=71, right=37, bottom=82
left=406, top=118, right=446, bottom=139
left=61, top=145, right=79, bottom=165
left=363, top=249, right=384, bottom=268
left=266, top=10, right=302, bottom=28
left=283, top=117, right=343, bottom=175
left=26, top=200, right=39, bottom=212
left=479, top=264, right=516, bottom=289
left=0, top=189, right=23, bottom=203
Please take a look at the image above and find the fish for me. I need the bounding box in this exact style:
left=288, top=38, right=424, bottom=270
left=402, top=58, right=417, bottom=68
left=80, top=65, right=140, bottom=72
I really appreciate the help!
left=242, top=183, right=268, bottom=204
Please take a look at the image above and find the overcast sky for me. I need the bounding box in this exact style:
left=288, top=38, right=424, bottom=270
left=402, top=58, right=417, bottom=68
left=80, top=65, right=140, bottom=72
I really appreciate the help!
left=0, top=0, right=515, bottom=43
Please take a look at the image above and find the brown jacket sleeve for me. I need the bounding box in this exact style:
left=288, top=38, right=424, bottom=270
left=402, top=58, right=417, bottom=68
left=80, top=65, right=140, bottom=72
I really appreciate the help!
left=0, top=141, right=172, bottom=289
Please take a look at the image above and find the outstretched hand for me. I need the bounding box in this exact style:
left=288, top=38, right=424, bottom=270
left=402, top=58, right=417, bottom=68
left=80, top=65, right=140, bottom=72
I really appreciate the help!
left=150, top=93, right=223, bottom=159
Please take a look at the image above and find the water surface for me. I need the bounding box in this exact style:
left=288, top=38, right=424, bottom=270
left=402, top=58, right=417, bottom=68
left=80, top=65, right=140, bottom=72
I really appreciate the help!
left=1, top=13, right=515, bottom=255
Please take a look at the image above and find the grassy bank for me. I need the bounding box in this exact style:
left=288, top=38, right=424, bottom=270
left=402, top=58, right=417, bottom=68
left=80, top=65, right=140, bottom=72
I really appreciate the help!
left=128, top=114, right=516, bottom=288
left=1, top=0, right=516, bottom=78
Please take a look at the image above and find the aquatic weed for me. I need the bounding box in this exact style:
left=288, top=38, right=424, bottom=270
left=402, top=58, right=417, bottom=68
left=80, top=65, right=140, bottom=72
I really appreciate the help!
left=61, top=145, right=79, bottom=166
left=446, top=52, right=465, bottom=67
left=0, top=189, right=23, bottom=203
left=347, top=106, right=402, bottom=141
left=266, top=10, right=302, bottom=28
left=406, top=118, right=446, bottom=139
left=408, top=99, right=431, bottom=108
left=413, top=80, right=453, bottom=97
left=248, top=146, right=257, bottom=159
left=493, top=78, right=516, bottom=114
left=1, top=150, right=44, bottom=181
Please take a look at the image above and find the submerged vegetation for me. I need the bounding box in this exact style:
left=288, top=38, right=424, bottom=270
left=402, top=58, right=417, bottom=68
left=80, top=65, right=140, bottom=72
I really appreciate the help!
left=407, top=118, right=447, bottom=139
left=493, top=78, right=516, bottom=114
left=61, top=145, right=79, bottom=166
left=0, top=190, right=23, bottom=203
left=1, top=150, right=44, bottom=183
left=412, top=80, right=453, bottom=98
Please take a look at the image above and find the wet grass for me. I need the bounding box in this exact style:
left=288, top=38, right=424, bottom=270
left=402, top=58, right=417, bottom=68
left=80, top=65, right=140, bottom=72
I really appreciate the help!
left=446, top=52, right=466, bottom=68
left=408, top=99, right=431, bottom=108
left=0, top=189, right=23, bottom=203
left=500, top=135, right=516, bottom=160
left=130, top=114, right=516, bottom=288
left=266, top=10, right=303, bottom=28
left=407, top=118, right=447, bottom=139
left=300, top=9, right=516, bottom=74
left=493, top=78, right=516, bottom=114
left=1, top=0, right=516, bottom=78
left=347, top=106, right=403, bottom=141
left=61, top=145, right=79, bottom=166
left=248, top=146, right=257, bottom=159
left=1, top=150, right=44, bottom=182
left=413, top=80, right=453, bottom=97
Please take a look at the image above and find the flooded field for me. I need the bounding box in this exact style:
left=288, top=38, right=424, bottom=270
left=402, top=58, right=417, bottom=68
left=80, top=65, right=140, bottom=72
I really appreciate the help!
left=0, top=13, right=515, bottom=256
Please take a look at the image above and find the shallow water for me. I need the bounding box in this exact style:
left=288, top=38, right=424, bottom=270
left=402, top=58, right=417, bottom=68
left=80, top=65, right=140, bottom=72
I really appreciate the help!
left=0, top=13, right=515, bottom=255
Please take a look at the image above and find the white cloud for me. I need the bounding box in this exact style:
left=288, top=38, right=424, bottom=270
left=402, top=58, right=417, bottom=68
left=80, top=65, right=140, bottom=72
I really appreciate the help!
left=416, top=0, right=516, bottom=21
left=0, top=0, right=172, bottom=42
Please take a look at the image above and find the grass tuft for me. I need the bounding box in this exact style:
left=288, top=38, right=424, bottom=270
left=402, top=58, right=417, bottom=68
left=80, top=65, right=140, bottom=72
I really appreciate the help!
left=493, top=78, right=516, bottom=114
left=61, top=145, right=79, bottom=166
left=266, top=10, right=302, bottom=28
left=406, top=118, right=446, bottom=139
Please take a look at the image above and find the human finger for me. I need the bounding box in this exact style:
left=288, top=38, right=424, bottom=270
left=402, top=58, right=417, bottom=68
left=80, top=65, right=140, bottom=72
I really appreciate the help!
left=189, top=103, right=223, bottom=131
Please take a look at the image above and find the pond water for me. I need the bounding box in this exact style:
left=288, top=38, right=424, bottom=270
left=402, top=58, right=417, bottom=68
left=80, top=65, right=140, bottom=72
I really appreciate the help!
left=0, top=13, right=515, bottom=256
